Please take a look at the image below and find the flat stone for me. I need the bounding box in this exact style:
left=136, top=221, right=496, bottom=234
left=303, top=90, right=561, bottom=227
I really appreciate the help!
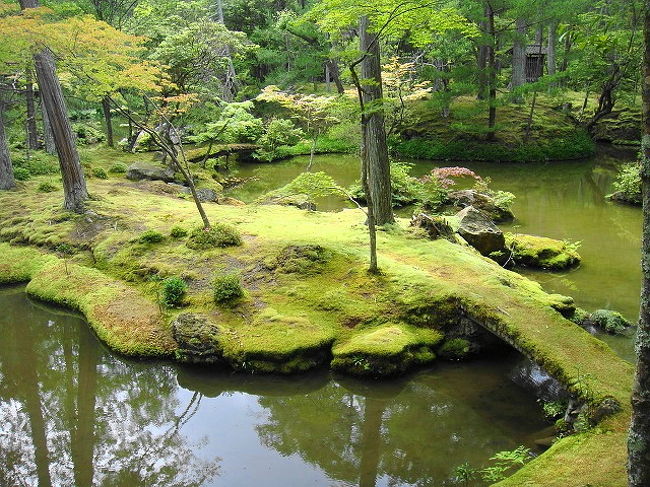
left=126, top=162, right=176, bottom=182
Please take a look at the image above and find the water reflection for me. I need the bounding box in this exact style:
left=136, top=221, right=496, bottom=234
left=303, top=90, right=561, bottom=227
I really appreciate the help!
left=1, top=288, right=549, bottom=487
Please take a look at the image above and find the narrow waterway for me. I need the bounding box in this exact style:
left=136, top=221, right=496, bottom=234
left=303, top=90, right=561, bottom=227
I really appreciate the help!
left=226, top=148, right=640, bottom=361
left=0, top=286, right=549, bottom=487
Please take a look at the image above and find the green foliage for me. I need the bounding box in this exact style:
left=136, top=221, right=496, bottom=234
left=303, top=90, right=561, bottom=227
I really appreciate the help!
left=451, top=462, right=478, bottom=485
left=587, top=309, right=632, bottom=335
left=187, top=224, right=242, bottom=250
left=170, top=226, right=188, bottom=238
left=161, top=276, right=187, bottom=307
left=139, top=230, right=165, bottom=244
left=92, top=167, right=108, bottom=179
left=481, top=446, right=532, bottom=483
left=37, top=181, right=58, bottom=193
left=612, top=163, right=641, bottom=204
left=109, top=162, right=128, bottom=174
left=13, top=167, right=30, bottom=181
left=11, top=153, right=58, bottom=179
left=254, top=118, right=304, bottom=162
left=391, top=130, right=595, bottom=162
left=542, top=401, right=567, bottom=420
left=73, top=123, right=105, bottom=145
left=212, top=273, right=244, bottom=304
left=267, top=171, right=340, bottom=202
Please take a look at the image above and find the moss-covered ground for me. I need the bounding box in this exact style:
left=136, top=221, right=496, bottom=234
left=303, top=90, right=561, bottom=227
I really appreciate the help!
left=0, top=149, right=635, bottom=486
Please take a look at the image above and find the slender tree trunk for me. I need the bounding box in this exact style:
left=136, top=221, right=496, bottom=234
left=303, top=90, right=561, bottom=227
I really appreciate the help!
left=326, top=59, right=345, bottom=94
left=511, top=18, right=527, bottom=102
left=477, top=17, right=488, bottom=101
left=101, top=96, right=113, bottom=147
left=359, top=16, right=393, bottom=226
left=486, top=4, right=497, bottom=141
left=547, top=21, right=558, bottom=79
left=33, top=49, right=88, bottom=211
left=215, top=0, right=238, bottom=101
left=629, top=4, right=650, bottom=485
left=0, top=97, right=15, bottom=190
left=25, top=68, right=39, bottom=150
left=41, top=100, right=56, bottom=155
left=21, top=0, right=88, bottom=212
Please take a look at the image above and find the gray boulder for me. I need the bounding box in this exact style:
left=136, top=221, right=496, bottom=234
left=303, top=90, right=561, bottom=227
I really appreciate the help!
left=171, top=313, right=223, bottom=364
left=410, top=213, right=455, bottom=241
left=126, top=162, right=176, bottom=182
left=447, top=189, right=514, bottom=223
left=456, top=206, right=505, bottom=255
left=179, top=187, right=219, bottom=202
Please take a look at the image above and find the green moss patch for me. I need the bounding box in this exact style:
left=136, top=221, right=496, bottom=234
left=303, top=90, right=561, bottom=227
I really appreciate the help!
left=504, top=233, right=581, bottom=270
left=220, top=308, right=336, bottom=374
left=331, top=323, right=442, bottom=376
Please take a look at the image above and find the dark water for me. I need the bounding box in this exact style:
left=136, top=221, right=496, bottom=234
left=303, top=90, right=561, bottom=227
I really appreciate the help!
left=0, top=287, right=549, bottom=487
left=226, top=149, right=640, bottom=361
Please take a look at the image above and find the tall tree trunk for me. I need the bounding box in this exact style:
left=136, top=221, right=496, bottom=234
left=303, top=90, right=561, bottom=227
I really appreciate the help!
left=0, top=94, right=16, bottom=190
left=629, top=4, right=650, bottom=485
left=477, top=17, right=488, bottom=101
left=20, top=0, right=88, bottom=212
left=0, top=96, right=15, bottom=190
left=359, top=16, right=393, bottom=226
left=41, top=100, right=56, bottom=155
left=511, top=18, right=527, bottom=102
left=547, top=22, right=557, bottom=78
left=101, top=96, right=113, bottom=147
left=25, top=68, right=39, bottom=150
left=486, top=4, right=497, bottom=141
left=215, top=0, right=238, bottom=101
left=33, top=49, right=88, bottom=211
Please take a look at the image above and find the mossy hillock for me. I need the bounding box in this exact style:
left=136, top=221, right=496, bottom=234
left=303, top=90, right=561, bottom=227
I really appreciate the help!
left=502, top=233, right=581, bottom=270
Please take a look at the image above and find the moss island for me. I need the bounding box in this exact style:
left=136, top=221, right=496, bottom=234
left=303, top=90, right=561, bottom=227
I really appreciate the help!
left=0, top=171, right=634, bottom=487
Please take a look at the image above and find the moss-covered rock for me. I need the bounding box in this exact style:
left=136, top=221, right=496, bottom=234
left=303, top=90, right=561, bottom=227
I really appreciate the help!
left=331, top=323, right=442, bottom=376
left=504, top=233, right=581, bottom=270
left=581, top=309, right=633, bottom=335
left=172, top=313, right=223, bottom=364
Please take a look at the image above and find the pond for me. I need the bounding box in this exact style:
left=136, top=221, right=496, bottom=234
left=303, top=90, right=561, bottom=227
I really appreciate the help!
left=0, top=286, right=550, bottom=487
left=225, top=148, right=640, bottom=361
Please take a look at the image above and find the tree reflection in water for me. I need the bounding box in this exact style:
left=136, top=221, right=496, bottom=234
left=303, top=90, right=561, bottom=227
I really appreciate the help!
left=0, top=289, right=219, bottom=487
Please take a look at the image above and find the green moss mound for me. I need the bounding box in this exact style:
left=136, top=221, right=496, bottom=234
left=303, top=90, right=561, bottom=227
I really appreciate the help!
left=331, top=323, right=442, bottom=376
left=187, top=223, right=242, bottom=249
left=220, top=309, right=335, bottom=374
left=504, top=233, right=581, bottom=270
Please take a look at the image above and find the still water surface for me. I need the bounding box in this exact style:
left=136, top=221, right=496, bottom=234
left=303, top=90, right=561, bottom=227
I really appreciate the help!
left=0, top=287, right=548, bottom=487
left=226, top=149, right=640, bottom=360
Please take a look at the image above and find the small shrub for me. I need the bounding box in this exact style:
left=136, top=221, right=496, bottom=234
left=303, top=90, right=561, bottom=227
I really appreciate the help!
left=13, top=167, right=30, bottom=181
left=170, top=226, right=188, bottom=238
left=542, top=401, right=566, bottom=420
left=109, top=162, right=128, bottom=174
left=187, top=224, right=242, bottom=250
left=212, top=274, right=244, bottom=304
left=612, top=163, right=641, bottom=204
left=92, top=167, right=108, bottom=179
left=139, top=230, right=165, bottom=244
left=161, top=277, right=187, bottom=307
left=587, top=309, right=632, bottom=334
left=37, top=181, right=58, bottom=193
